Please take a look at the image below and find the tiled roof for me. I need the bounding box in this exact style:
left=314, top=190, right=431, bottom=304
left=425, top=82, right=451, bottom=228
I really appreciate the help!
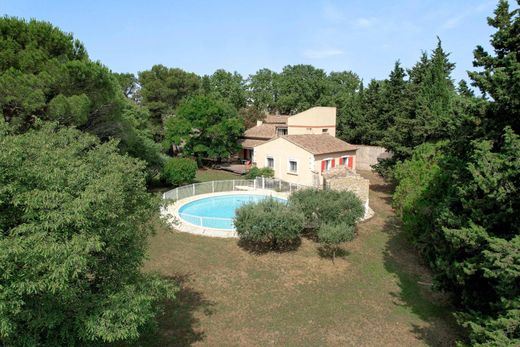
left=280, top=134, right=357, bottom=155
left=239, top=138, right=267, bottom=148
left=243, top=123, right=277, bottom=139
left=265, top=115, right=290, bottom=124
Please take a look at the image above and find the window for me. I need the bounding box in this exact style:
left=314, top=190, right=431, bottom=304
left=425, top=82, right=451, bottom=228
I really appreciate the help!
left=322, top=128, right=328, bottom=133
left=288, top=160, right=298, bottom=173
left=266, top=156, right=274, bottom=168
left=276, top=127, right=288, bottom=136
left=321, top=158, right=335, bottom=172
left=341, top=156, right=353, bottom=169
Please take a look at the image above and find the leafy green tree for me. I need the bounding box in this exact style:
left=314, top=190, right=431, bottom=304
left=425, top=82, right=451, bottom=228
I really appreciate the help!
left=234, top=198, right=304, bottom=248
left=0, top=17, right=162, bottom=175
left=239, top=105, right=266, bottom=129
left=317, top=222, right=356, bottom=263
left=163, top=95, right=244, bottom=162
left=0, top=122, right=176, bottom=346
left=248, top=68, right=279, bottom=112
left=289, top=190, right=364, bottom=231
left=392, top=2, right=520, bottom=345
left=138, top=64, right=201, bottom=127
left=162, top=157, right=198, bottom=186
left=206, top=69, right=247, bottom=110
left=276, top=64, right=328, bottom=114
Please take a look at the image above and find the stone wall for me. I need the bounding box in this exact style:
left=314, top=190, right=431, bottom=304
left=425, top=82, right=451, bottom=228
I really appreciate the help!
left=322, top=166, right=372, bottom=219
left=355, top=145, right=392, bottom=171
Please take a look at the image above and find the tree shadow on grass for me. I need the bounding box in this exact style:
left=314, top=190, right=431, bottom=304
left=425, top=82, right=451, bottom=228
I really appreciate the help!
left=381, top=215, right=466, bottom=346
left=237, top=237, right=302, bottom=255
left=316, top=245, right=350, bottom=261
left=131, top=274, right=215, bottom=347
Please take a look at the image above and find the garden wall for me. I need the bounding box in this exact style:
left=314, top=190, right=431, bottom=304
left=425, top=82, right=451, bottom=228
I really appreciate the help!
left=323, top=166, right=372, bottom=219
left=354, top=145, right=392, bottom=171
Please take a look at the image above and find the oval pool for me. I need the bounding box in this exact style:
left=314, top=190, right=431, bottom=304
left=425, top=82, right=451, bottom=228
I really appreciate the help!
left=178, top=194, right=286, bottom=230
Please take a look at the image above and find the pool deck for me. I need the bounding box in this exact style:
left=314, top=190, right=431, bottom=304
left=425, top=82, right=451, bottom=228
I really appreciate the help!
left=160, top=190, right=290, bottom=238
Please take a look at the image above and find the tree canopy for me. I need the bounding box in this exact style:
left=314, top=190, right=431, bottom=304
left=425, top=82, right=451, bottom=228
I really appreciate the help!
left=0, top=122, right=175, bottom=345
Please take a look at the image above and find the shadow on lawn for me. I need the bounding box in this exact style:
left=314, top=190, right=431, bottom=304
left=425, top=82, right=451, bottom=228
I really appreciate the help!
left=237, top=237, right=301, bottom=254
left=132, top=274, right=215, bottom=347
left=381, top=213, right=464, bottom=346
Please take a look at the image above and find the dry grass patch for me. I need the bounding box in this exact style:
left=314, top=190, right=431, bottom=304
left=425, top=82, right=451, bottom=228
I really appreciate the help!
left=135, top=171, right=462, bottom=346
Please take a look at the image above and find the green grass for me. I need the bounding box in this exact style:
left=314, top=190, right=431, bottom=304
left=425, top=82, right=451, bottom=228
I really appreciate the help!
left=195, top=168, right=240, bottom=183
left=138, top=171, right=462, bottom=346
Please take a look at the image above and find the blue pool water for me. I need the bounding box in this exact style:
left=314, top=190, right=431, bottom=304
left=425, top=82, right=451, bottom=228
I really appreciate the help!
left=178, top=194, right=285, bottom=230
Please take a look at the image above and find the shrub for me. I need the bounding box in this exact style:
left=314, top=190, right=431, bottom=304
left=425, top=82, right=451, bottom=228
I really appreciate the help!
left=289, top=189, right=364, bottom=230
left=244, top=166, right=274, bottom=179
left=317, top=222, right=356, bottom=262
left=234, top=198, right=304, bottom=248
left=162, top=157, right=197, bottom=186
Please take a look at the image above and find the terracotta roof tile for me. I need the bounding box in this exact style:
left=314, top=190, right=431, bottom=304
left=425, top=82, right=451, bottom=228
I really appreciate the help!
left=243, top=123, right=277, bottom=139
left=280, top=134, right=357, bottom=155
left=239, top=138, right=266, bottom=148
left=265, top=115, right=290, bottom=124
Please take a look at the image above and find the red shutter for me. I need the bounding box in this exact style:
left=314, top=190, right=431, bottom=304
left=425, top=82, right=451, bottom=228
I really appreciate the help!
left=347, top=156, right=353, bottom=169
left=321, top=160, right=326, bottom=172
left=331, top=159, right=335, bottom=168
left=339, top=157, right=344, bottom=165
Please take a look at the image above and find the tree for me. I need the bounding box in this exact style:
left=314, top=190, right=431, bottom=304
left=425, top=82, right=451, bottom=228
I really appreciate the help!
left=0, top=122, right=176, bottom=346
left=114, top=72, right=139, bottom=100
left=163, top=95, right=244, bottom=162
left=469, top=0, right=520, bottom=135
left=234, top=198, right=304, bottom=248
left=206, top=69, right=247, bottom=110
left=317, top=223, right=356, bottom=263
left=162, top=157, right=198, bottom=186
left=0, top=17, right=163, bottom=176
left=276, top=65, right=328, bottom=114
left=138, top=65, right=201, bottom=129
left=248, top=68, right=279, bottom=113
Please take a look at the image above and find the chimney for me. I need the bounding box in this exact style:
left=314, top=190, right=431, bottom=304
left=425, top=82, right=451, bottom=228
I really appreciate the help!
left=256, top=120, right=263, bottom=126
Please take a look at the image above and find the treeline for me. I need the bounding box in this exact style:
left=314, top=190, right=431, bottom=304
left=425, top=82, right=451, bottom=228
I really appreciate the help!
left=389, top=2, right=520, bottom=345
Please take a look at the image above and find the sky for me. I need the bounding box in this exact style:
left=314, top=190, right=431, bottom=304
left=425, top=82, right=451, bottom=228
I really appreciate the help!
left=0, top=0, right=499, bottom=83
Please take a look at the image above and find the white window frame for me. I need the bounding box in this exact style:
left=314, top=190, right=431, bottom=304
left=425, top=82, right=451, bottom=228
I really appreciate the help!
left=266, top=156, right=274, bottom=169
left=341, top=155, right=349, bottom=166
left=287, top=158, right=298, bottom=174
left=324, top=158, right=333, bottom=171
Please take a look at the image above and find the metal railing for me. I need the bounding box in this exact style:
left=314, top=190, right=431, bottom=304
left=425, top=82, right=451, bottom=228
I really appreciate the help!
left=162, top=176, right=309, bottom=202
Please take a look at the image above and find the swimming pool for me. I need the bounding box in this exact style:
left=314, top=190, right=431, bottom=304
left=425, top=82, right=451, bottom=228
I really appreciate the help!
left=178, top=194, right=286, bottom=230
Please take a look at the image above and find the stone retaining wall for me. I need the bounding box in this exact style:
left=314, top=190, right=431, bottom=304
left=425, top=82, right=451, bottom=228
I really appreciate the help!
left=322, top=166, right=372, bottom=219
left=355, top=145, right=392, bottom=170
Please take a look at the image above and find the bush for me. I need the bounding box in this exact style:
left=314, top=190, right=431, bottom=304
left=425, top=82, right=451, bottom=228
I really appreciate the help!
left=317, top=222, right=356, bottom=262
left=234, top=198, right=304, bottom=248
left=244, top=166, right=274, bottom=179
left=162, top=157, right=197, bottom=186
left=289, top=189, right=364, bottom=230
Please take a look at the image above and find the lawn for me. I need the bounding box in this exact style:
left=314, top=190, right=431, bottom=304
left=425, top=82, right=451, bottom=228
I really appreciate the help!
left=139, top=171, right=461, bottom=346
left=195, top=168, right=241, bottom=182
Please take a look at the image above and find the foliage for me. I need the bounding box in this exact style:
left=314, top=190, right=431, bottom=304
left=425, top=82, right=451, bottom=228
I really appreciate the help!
left=0, top=17, right=163, bottom=177
left=162, top=157, right=198, bottom=186
left=205, top=69, right=247, bottom=110
left=234, top=198, right=304, bottom=247
left=391, top=2, right=520, bottom=345
left=244, top=166, right=274, bottom=179
left=289, top=189, right=364, bottom=231
left=239, top=105, right=266, bottom=129
left=163, top=95, right=244, bottom=161
left=0, top=122, right=176, bottom=345
left=138, top=64, right=201, bottom=131
left=317, top=222, right=356, bottom=262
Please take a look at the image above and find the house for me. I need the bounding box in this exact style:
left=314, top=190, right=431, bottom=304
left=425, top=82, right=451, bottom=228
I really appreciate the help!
left=253, top=133, right=357, bottom=187
left=239, top=106, right=337, bottom=161
left=241, top=106, right=357, bottom=187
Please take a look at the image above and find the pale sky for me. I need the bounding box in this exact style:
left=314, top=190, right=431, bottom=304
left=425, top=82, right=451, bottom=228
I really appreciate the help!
left=1, top=0, right=499, bottom=83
